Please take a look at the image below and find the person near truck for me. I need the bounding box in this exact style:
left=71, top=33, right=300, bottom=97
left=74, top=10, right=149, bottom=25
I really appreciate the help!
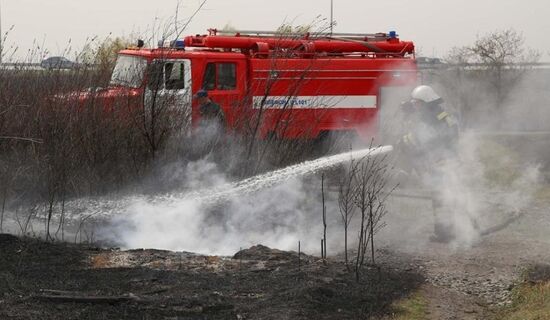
left=193, top=89, right=225, bottom=156
left=194, top=89, right=225, bottom=125
left=399, top=85, right=460, bottom=242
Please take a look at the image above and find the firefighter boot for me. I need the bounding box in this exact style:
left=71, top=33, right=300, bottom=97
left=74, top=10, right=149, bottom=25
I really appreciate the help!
left=431, top=221, right=456, bottom=243
left=429, top=198, right=456, bottom=243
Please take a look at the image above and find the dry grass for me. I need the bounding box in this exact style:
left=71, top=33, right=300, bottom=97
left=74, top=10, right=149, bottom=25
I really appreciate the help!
left=496, top=281, right=550, bottom=320
left=388, top=291, right=429, bottom=320
left=496, top=265, right=550, bottom=320
left=90, top=253, right=112, bottom=269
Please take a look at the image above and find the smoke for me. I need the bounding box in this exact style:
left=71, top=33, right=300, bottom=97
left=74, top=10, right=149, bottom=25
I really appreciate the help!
left=109, top=178, right=313, bottom=255
left=99, top=147, right=391, bottom=255
left=66, top=68, right=546, bottom=255
left=4, top=66, right=545, bottom=257
left=439, top=71, right=546, bottom=247
left=380, top=67, right=548, bottom=251
left=433, top=131, right=540, bottom=248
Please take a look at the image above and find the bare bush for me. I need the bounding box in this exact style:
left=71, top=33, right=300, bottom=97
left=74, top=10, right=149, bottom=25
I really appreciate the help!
left=79, top=36, right=133, bottom=82
left=441, top=29, right=541, bottom=127
left=321, top=173, right=327, bottom=261
left=353, top=151, right=391, bottom=281
left=0, top=52, right=160, bottom=237
left=338, top=156, right=357, bottom=269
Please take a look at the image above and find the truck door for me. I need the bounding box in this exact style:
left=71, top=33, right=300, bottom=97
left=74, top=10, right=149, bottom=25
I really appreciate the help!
left=145, top=59, right=192, bottom=132
left=200, top=60, right=246, bottom=128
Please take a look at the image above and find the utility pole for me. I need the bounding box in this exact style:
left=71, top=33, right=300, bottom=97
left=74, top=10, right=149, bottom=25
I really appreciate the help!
left=330, top=0, right=334, bottom=36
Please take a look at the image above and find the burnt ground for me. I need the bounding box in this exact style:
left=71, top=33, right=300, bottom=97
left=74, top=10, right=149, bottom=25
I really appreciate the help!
left=1, top=198, right=549, bottom=320
left=2, top=198, right=549, bottom=320
left=0, top=236, right=424, bottom=320
left=1, top=183, right=548, bottom=319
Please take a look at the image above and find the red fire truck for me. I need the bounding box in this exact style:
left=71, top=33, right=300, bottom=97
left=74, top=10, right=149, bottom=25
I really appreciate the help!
left=106, top=28, right=417, bottom=141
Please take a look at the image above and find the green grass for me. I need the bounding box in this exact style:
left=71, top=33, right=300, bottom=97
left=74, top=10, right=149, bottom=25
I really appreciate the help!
left=496, top=282, right=550, bottom=320
left=389, top=292, right=429, bottom=320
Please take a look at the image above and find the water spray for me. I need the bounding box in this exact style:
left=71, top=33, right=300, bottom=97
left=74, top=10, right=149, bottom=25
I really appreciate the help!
left=95, top=145, right=394, bottom=253
left=182, top=145, right=394, bottom=205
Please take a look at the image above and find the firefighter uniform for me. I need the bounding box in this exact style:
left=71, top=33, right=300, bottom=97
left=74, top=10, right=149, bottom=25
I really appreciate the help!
left=193, top=90, right=226, bottom=158
left=199, top=101, right=225, bottom=123
left=400, top=85, right=459, bottom=242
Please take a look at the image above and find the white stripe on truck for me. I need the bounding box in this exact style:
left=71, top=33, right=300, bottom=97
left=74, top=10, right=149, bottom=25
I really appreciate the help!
left=252, top=95, right=377, bottom=109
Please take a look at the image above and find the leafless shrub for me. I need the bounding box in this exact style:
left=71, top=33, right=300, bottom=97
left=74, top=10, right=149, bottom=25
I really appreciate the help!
left=74, top=213, right=97, bottom=244
left=218, top=19, right=341, bottom=177
left=0, top=53, right=145, bottom=236
left=440, top=28, right=541, bottom=127
left=353, top=151, right=391, bottom=281
left=14, top=205, right=39, bottom=236
left=321, top=173, right=327, bottom=262
left=0, top=16, right=364, bottom=245
left=338, top=156, right=358, bottom=269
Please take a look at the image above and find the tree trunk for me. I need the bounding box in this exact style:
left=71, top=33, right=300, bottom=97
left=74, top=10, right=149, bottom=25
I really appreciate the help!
left=344, top=225, right=349, bottom=269
left=321, top=174, right=327, bottom=262
left=0, top=186, right=6, bottom=233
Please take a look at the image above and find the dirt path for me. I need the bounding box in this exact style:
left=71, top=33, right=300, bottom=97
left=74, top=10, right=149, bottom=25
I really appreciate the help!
left=420, top=284, right=486, bottom=320
left=377, top=197, right=550, bottom=319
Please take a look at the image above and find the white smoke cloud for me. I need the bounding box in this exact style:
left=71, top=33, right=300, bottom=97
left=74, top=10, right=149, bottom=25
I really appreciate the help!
left=380, top=74, right=546, bottom=252
left=109, top=178, right=310, bottom=255
left=100, top=147, right=391, bottom=255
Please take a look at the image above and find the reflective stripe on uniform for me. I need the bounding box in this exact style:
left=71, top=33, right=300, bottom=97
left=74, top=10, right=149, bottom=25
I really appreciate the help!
left=403, top=133, right=414, bottom=145
left=437, top=111, right=457, bottom=127
left=437, top=111, right=449, bottom=121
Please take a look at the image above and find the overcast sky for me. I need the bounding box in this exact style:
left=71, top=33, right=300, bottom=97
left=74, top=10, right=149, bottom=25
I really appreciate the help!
left=2, top=0, right=549, bottom=61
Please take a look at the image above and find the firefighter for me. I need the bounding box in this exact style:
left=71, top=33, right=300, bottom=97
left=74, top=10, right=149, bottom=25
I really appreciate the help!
left=194, top=89, right=225, bottom=125
left=401, top=85, right=458, bottom=154
left=193, top=89, right=226, bottom=156
left=399, top=85, right=459, bottom=242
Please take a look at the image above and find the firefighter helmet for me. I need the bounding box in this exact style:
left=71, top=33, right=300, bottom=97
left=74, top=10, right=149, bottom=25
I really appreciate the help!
left=194, top=89, right=208, bottom=99
left=411, top=85, right=441, bottom=103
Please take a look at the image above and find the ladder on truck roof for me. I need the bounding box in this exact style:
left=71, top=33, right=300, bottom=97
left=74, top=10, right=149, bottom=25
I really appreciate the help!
left=209, top=28, right=396, bottom=42
left=182, top=28, right=415, bottom=57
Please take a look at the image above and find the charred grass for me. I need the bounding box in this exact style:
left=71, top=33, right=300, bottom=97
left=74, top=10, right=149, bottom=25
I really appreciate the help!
left=0, top=236, right=423, bottom=319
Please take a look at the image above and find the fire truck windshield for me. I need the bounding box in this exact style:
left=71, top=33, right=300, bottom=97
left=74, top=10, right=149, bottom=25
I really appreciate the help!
left=109, top=55, right=147, bottom=88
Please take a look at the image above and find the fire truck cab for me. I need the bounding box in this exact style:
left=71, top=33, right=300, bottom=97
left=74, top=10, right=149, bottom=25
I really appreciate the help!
left=110, top=29, right=417, bottom=141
